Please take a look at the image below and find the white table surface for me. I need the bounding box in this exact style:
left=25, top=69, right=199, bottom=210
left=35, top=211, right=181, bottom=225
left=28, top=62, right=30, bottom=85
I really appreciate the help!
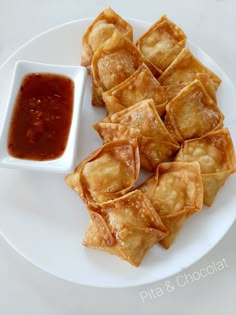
left=0, top=0, right=235, bottom=314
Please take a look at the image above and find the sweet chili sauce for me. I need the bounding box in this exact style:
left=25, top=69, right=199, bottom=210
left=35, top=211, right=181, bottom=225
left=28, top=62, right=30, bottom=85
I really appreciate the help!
left=8, top=73, right=74, bottom=161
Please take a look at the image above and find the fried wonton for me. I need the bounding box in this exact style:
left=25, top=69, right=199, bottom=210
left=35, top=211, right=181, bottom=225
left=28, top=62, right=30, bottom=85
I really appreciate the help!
left=136, top=15, right=186, bottom=71
left=102, top=64, right=168, bottom=117
left=91, top=30, right=162, bottom=106
left=158, top=48, right=222, bottom=90
left=175, top=128, right=236, bottom=206
left=164, top=79, right=224, bottom=143
left=83, top=190, right=168, bottom=266
left=65, top=139, right=140, bottom=204
left=163, top=82, right=188, bottom=102
left=94, top=99, right=180, bottom=171
left=163, top=73, right=217, bottom=103
left=81, top=7, right=133, bottom=69
left=195, top=73, right=217, bottom=104
left=139, top=161, right=203, bottom=248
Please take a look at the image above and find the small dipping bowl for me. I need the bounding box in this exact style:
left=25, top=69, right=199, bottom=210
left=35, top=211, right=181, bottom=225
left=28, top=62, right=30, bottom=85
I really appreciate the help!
left=0, top=60, right=87, bottom=173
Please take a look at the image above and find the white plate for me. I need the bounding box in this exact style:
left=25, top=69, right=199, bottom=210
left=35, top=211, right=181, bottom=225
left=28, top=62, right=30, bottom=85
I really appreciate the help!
left=0, top=18, right=236, bottom=288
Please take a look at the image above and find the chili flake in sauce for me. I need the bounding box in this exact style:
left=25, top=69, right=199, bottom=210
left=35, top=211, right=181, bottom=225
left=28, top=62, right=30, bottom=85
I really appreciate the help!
left=8, top=73, right=74, bottom=161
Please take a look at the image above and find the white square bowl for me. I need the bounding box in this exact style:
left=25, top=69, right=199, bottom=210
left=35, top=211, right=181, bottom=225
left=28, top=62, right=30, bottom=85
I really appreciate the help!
left=0, top=60, right=87, bottom=173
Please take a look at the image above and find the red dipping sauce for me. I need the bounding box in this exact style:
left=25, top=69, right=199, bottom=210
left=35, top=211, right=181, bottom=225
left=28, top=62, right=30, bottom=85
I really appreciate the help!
left=8, top=73, right=74, bottom=161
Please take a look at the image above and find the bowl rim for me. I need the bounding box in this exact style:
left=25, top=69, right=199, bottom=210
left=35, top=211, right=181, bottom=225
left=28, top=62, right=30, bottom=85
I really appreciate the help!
left=0, top=59, right=87, bottom=173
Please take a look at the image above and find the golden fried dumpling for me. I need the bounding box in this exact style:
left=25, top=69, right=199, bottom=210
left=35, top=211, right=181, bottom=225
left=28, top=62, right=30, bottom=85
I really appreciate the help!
left=164, top=79, right=224, bottom=143
left=91, top=30, right=162, bottom=106
left=93, top=122, right=141, bottom=143
left=158, top=48, right=222, bottom=90
left=102, top=64, right=168, bottom=117
left=65, top=140, right=140, bottom=204
left=163, top=73, right=216, bottom=103
left=81, top=7, right=133, bottom=68
left=139, top=162, right=203, bottom=249
left=83, top=190, right=168, bottom=266
left=163, top=82, right=188, bottom=101
left=109, top=99, right=176, bottom=140
left=175, top=128, right=236, bottom=206
left=94, top=99, right=180, bottom=171
left=138, top=137, right=179, bottom=172
left=136, top=15, right=186, bottom=71
left=195, top=73, right=217, bottom=104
